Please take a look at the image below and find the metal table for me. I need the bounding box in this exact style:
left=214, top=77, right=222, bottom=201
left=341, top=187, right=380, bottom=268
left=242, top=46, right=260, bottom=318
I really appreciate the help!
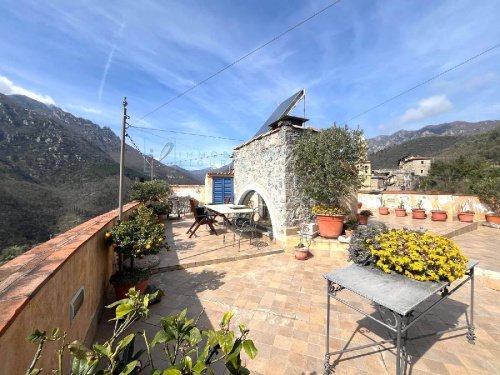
left=205, top=204, right=254, bottom=243
left=323, top=260, right=478, bottom=374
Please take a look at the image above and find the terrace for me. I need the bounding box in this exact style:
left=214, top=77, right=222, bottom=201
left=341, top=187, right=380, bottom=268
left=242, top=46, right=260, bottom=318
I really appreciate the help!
left=97, top=211, right=500, bottom=375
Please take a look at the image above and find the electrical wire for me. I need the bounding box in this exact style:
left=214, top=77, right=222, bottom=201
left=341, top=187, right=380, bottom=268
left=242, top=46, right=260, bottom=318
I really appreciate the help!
left=344, top=43, right=500, bottom=123
left=128, top=125, right=245, bottom=142
left=129, top=0, right=343, bottom=126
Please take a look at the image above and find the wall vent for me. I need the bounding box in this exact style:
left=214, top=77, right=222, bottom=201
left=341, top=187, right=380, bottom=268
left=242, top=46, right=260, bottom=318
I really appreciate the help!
left=69, top=287, right=85, bottom=321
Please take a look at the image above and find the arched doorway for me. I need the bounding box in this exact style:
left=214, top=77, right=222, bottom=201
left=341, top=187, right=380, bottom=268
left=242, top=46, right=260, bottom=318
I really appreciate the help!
left=236, top=185, right=278, bottom=241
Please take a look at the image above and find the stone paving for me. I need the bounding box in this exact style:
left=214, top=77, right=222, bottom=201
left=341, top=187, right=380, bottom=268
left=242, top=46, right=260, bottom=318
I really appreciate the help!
left=96, top=253, right=500, bottom=374
left=153, top=217, right=283, bottom=271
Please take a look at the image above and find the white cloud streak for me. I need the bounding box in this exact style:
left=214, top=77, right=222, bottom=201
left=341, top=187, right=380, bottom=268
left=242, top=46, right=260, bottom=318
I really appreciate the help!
left=98, top=21, right=125, bottom=102
left=397, top=95, right=453, bottom=125
left=0, top=76, right=55, bottom=105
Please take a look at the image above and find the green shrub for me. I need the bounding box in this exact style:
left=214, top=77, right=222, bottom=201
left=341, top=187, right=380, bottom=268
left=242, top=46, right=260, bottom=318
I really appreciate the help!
left=129, top=180, right=170, bottom=203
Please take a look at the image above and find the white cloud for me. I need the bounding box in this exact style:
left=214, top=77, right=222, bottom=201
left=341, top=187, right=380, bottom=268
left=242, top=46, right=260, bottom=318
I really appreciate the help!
left=66, top=104, right=102, bottom=115
left=397, top=95, right=452, bottom=125
left=0, top=76, right=56, bottom=105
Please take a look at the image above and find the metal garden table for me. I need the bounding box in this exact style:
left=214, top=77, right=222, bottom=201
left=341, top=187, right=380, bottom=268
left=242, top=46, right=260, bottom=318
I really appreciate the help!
left=323, top=260, right=478, bottom=375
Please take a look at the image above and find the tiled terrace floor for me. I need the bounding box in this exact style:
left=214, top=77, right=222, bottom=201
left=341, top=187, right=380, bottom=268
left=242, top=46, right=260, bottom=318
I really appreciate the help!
left=96, top=216, right=500, bottom=375
left=454, top=225, right=500, bottom=273
left=152, top=217, right=283, bottom=271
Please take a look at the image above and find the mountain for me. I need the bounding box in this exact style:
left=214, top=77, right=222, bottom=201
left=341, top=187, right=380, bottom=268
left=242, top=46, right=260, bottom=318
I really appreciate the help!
left=369, top=127, right=500, bottom=169
left=368, top=120, right=500, bottom=154
left=0, top=94, right=198, bottom=252
left=184, top=164, right=233, bottom=184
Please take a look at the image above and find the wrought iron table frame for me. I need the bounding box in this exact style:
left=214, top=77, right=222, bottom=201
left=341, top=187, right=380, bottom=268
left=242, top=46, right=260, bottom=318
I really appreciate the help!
left=324, top=261, right=478, bottom=375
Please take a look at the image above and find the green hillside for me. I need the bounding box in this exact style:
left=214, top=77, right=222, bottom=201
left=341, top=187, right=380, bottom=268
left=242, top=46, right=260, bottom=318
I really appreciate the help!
left=369, top=135, right=462, bottom=169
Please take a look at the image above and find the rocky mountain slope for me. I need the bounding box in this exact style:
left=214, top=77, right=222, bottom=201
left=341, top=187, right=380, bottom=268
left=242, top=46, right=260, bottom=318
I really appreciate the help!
left=367, top=120, right=500, bottom=154
left=0, top=94, right=198, bottom=252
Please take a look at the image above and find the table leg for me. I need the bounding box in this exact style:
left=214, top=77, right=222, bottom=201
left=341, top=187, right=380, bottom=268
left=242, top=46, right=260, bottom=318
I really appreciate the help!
left=467, top=267, right=476, bottom=344
left=324, top=280, right=331, bottom=375
left=396, top=314, right=402, bottom=375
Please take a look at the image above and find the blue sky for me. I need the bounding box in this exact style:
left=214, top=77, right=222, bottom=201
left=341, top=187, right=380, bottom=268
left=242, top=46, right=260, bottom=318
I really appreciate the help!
left=1, top=0, right=499, bottom=169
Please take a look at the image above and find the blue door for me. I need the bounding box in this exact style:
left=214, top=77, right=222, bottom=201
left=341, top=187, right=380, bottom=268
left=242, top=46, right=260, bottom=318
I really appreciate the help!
left=212, top=177, right=233, bottom=204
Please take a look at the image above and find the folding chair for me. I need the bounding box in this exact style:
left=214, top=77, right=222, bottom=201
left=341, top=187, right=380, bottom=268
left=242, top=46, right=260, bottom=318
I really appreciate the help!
left=186, top=199, right=218, bottom=238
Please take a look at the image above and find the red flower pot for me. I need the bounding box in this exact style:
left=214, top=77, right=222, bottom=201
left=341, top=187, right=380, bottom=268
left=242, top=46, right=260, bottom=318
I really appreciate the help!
left=357, top=214, right=369, bottom=225
left=394, top=208, right=407, bottom=217
left=113, top=279, right=148, bottom=300
left=431, top=210, right=447, bottom=221
left=485, top=214, right=500, bottom=224
left=412, top=209, right=426, bottom=219
left=379, top=207, right=389, bottom=215
left=316, top=214, right=344, bottom=239
left=294, top=248, right=309, bottom=260
left=457, top=212, right=474, bottom=223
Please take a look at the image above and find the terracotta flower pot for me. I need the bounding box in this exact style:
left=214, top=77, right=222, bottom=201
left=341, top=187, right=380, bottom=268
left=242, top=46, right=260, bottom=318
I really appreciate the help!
left=485, top=214, right=500, bottom=224
left=412, top=209, right=426, bottom=219
left=394, top=208, right=407, bottom=217
left=457, top=212, right=474, bottom=223
left=113, top=279, right=148, bottom=300
left=357, top=214, right=369, bottom=225
left=316, top=214, right=344, bottom=239
left=431, top=210, right=447, bottom=221
left=379, top=207, right=389, bottom=215
left=294, top=248, right=309, bottom=260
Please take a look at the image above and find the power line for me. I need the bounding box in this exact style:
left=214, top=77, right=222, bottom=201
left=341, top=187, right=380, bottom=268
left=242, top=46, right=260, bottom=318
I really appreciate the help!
left=344, top=42, right=500, bottom=123
left=129, top=0, right=343, bottom=126
left=128, top=125, right=245, bottom=142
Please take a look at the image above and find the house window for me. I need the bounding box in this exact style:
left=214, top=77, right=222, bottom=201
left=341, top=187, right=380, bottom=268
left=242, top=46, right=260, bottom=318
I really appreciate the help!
left=421, top=161, right=424, bottom=164
left=364, top=165, right=369, bottom=173
left=421, top=170, right=424, bottom=174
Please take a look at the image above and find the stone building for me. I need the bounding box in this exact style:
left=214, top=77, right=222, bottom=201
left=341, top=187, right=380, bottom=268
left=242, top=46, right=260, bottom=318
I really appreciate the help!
left=232, top=90, right=314, bottom=244
left=399, top=155, right=432, bottom=176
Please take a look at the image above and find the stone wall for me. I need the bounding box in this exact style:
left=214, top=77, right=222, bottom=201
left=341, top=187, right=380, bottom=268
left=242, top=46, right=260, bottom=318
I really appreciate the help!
left=171, top=184, right=205, bottom=203
left=233, top=126, right=312, bottom=242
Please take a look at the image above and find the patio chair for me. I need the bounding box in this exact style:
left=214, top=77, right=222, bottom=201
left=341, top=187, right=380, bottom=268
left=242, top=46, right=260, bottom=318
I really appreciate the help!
left=186, top=199, right=218, bottom=238
left=224, top=196, right=231, bottom=204
left=232, top=208, right=259, bottom=250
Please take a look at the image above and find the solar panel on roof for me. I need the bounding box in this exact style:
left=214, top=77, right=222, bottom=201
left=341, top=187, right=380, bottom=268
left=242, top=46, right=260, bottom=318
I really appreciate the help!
left=252, top=89, right=305, bottom=138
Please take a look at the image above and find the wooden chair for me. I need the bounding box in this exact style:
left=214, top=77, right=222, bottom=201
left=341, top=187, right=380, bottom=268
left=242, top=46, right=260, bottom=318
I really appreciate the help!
left=224, top=196, right=231, bottom=204
left=186, top=199, right=218, bottom=238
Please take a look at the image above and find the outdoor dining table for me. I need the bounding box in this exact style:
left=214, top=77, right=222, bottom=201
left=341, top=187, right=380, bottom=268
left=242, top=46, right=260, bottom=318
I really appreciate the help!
left=323, top=260, right=478, bottom=375
left=204, top=204, right=254, bottom=242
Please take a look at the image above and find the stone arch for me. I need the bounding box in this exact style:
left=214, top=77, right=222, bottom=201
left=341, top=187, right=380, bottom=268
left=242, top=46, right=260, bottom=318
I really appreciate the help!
left=235, top=183, right=282, bottom=242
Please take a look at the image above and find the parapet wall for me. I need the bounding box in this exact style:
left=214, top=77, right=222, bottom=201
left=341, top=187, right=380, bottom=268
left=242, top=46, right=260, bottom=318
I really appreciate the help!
left=0, top=202, right=139, bottom=374
left=358, top=191, right=488, bottom=220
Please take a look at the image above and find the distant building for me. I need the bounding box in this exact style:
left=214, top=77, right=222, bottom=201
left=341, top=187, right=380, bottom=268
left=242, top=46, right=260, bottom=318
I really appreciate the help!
left=398, top=155, right=432, bottom=176
left=358, top=161, right=372, bottom=189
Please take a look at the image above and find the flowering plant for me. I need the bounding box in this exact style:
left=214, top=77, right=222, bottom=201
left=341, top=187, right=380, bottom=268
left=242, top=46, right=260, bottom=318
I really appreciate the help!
left=312, top=205, right=347, bottom=216
left=347, top=224, right=389, bottom=265
left=369, top=229, right=468, bottom=282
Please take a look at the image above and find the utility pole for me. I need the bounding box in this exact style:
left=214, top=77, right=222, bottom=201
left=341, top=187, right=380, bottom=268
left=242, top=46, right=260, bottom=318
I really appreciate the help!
left=151, top=155, right=154, bottom=180
left=118, top=97, right=127, bottom=222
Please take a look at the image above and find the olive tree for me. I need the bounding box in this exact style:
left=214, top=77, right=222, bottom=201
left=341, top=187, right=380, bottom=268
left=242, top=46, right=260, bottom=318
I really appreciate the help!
left=294, top=125, right=367, bottom=207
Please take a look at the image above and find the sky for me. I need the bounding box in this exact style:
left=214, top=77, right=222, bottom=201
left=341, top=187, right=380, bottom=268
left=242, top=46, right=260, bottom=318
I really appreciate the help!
left=0, top=0, right=499, bottom=170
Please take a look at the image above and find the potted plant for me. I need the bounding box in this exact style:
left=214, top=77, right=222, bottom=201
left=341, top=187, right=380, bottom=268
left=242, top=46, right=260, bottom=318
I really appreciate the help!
left=473, top=177, right=500, bottom=224
left=130, top=179, right=171, bottom=203
left=294, top=125, right=367, bottom=239
left=106, top=205, right=166, bottom=299
left=412, top=200, right=426, bottom=219
left=431, top=205, right=447, bottom=221
left=344, top=216, right=359, bottom=237
left=394, top=201, right=407, bottom=217
left=357, top=210, right=373, bottom=225
left=311, top=205, right=348, bottom=238
left=150, top=200, right=171, bottom=221
left=457, top=203, right=474, bottom=223
left=378, top=197, right=389, bottom=215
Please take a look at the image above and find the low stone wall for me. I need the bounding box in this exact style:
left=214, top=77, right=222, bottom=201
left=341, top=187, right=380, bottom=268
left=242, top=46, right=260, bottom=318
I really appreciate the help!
left=0, top=202, right=139, bottom=374
left=171, top=184, right=205, bottom=203
left=358, top=191, right=488, bottom=220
